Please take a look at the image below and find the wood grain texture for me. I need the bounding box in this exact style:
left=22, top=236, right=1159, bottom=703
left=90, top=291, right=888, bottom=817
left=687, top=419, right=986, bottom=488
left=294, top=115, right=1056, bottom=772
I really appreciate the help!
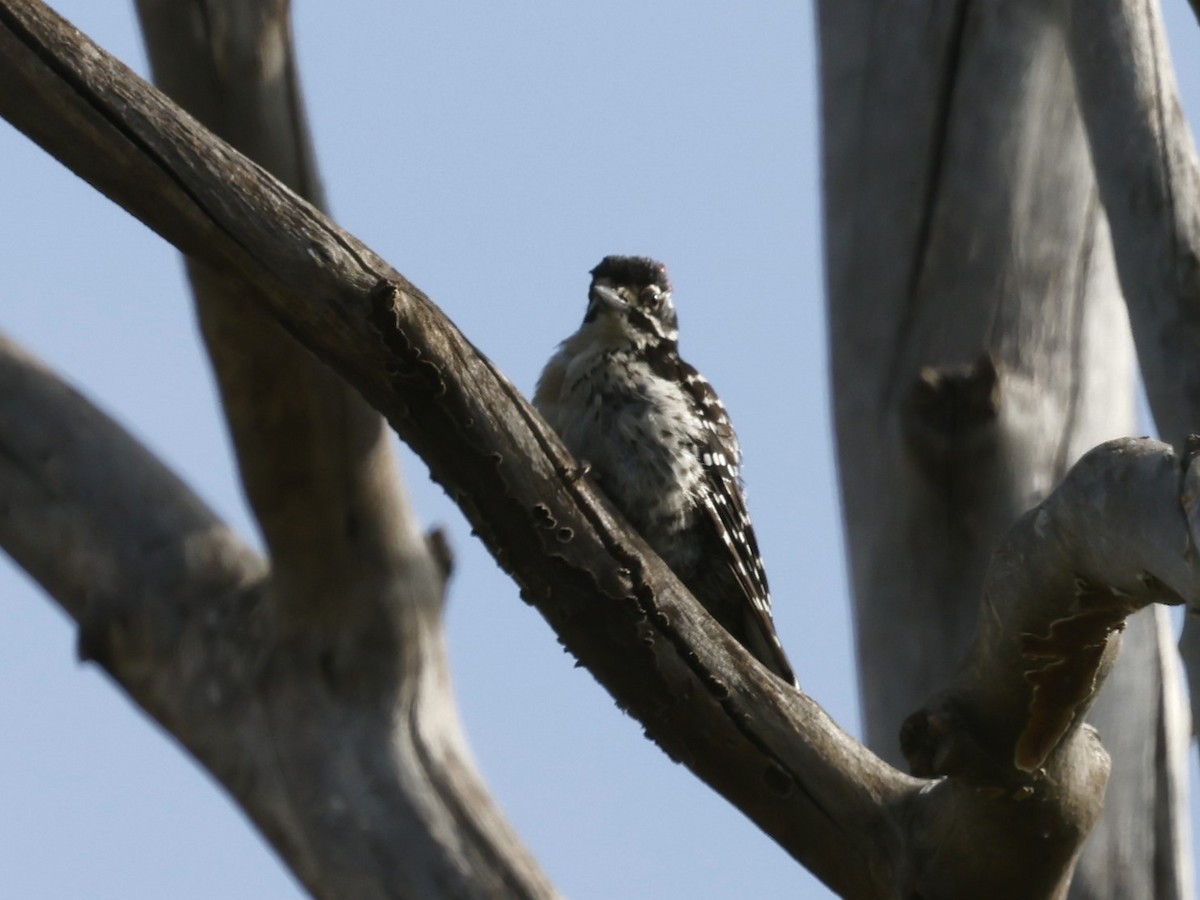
left=1068, top=19, right=1200, bottom=882
left=3, top=0, right=1198, bottom=895
left=819, top=0, right=1191, bottom=896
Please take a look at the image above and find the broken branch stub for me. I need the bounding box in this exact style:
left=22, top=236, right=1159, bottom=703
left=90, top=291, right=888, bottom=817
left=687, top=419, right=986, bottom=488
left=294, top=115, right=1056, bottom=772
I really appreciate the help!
left=904, top=437, right=1198, bottom=787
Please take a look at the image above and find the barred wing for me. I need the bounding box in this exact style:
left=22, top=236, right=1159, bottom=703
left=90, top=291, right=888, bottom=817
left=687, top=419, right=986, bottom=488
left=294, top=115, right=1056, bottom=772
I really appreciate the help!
left=680, top=364, right=796, bottom=685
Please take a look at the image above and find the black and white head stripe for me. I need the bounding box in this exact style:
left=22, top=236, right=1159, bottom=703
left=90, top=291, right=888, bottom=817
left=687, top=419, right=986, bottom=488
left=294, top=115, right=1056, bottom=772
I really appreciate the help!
left=533, top=254, right=795, bottom=684
left=589, top=255, right=671, bottom=293
left=584, top=256, right=679, bottom=344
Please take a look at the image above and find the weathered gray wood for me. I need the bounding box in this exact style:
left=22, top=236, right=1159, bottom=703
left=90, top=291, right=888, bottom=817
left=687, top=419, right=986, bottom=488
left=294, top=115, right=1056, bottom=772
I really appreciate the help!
left=7, top=303, right=1195, bottom=896
left=900, top=438, right=1198, bottom=898
left=818, top=1, right=1190, bottom=896
left=4, top=0, right=1199, bottom=894
left=0, top=333, right=266, bottom=630
left=130, top=1, right=553, bottom=896
left=1066, top=0, right=1200, bottom=449
left=0, top=3, right=910, bottom=895
left=1067, top=0, right=1200, bottom=803
left=135, top=0, right=401, bottom=609
left=1070, top=606, right=1193, bottom=899
left=0, top=0, right=555, bottom=894
left=0, top=334, right=555, bottom=898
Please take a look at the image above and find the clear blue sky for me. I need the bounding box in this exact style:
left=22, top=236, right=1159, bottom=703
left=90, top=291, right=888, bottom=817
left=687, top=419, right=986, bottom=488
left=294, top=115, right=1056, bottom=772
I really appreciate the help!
left=1, top=4, right=1198, bottom=899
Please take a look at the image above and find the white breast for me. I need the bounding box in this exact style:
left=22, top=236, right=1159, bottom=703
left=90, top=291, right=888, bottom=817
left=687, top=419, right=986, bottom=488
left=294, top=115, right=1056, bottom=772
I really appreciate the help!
left=534, top=338, right=708, bottom=570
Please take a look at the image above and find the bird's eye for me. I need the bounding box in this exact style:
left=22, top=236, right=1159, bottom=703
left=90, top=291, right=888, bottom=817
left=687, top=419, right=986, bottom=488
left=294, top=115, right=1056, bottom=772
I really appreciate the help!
left=640, top=286, right=663, bottom=307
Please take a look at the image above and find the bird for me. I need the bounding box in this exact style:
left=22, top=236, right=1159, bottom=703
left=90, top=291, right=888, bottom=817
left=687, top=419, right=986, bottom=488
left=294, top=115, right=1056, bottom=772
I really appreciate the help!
left=533, top=255, right=795, bottom=684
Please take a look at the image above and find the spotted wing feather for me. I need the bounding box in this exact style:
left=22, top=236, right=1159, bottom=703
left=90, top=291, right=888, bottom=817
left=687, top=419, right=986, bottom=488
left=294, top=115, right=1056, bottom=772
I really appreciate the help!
left=678, top=363, right=795, bottom=684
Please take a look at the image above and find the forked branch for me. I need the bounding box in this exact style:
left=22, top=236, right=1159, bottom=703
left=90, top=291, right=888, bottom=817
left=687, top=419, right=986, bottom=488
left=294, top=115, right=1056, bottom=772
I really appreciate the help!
left=3, top=1, right=1200, bottom=897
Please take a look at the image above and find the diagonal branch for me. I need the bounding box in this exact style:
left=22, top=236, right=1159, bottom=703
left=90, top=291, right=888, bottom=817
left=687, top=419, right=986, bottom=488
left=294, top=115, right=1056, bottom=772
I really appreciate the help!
left=0, top=326, right=555, bottom=898
left=0, top=3, right=911, bottom=894
left=0, top=331, right=264, bottom=638
left=0, top=0, right=558, bottom=895
left=5, top=1, right=1200, bottom=896
left=134, top=0, right=425, bottom=615
left=126, top=3, right=555, bottom=895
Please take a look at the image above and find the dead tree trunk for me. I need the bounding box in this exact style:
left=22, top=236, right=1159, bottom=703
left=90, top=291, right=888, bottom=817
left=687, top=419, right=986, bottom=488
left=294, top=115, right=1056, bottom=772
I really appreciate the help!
left=819, top=2, right=1193, bottom=897
left=3, top=0, right=1200, bottom=896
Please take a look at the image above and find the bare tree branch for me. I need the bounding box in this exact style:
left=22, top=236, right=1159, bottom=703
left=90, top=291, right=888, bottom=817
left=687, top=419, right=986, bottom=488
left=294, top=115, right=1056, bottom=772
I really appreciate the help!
left=1067, top=2, right=1200, bottom=796
left=4, top=0, right=1200, bottom=895
left=133, top=0, right=426, bottom=611
left=128, top=3, right=557, bottom=894
left=0, top=1, right=901, bottom=894
left=819, top=0, right=1138, bottom=757
left=898, top=441, right=1196, bottom=899
left=0, top=332, right=554, bottom=899
left=0, top=0, right=555, bottom=893
left=1068, top=0, right=1200, bottom=452
left=0, top=332, right=557, bottom=898
left=0, top=331, right=264, bottom=636
left=818, top=1, right=1191, bottom=893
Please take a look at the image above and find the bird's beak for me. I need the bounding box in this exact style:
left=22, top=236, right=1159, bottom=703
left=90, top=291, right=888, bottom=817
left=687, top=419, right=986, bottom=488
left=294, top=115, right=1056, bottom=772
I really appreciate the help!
left=588, top=283, right=626, bottom=312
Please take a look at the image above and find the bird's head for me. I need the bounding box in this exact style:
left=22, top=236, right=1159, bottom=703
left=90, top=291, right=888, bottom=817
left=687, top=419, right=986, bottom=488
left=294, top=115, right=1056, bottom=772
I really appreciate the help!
left=582, top=255, right=678, bottom=351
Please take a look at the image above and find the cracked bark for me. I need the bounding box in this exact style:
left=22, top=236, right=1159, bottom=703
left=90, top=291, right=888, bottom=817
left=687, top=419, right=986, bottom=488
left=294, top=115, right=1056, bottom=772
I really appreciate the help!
left=3, top=0, right=553, bottom=896
left=2, top=0, right=1198, bottom=896
left=1067, top=0, right=1200, bottom=761
left=820, top=0, right=1192, bottom=896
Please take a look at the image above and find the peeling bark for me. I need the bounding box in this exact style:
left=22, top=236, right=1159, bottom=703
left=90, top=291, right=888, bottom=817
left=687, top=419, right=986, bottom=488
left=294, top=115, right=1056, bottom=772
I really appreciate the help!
left=1067, top=3, right=1200, bottom=811
left=2, top=0, right=1198, bottom=895
left=819, top=1, right=1192, bottom=895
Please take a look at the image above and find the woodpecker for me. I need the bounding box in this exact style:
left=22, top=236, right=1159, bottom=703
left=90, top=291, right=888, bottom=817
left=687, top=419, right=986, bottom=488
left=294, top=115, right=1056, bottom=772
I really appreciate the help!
left=534, top=255, right=795, bottom=684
